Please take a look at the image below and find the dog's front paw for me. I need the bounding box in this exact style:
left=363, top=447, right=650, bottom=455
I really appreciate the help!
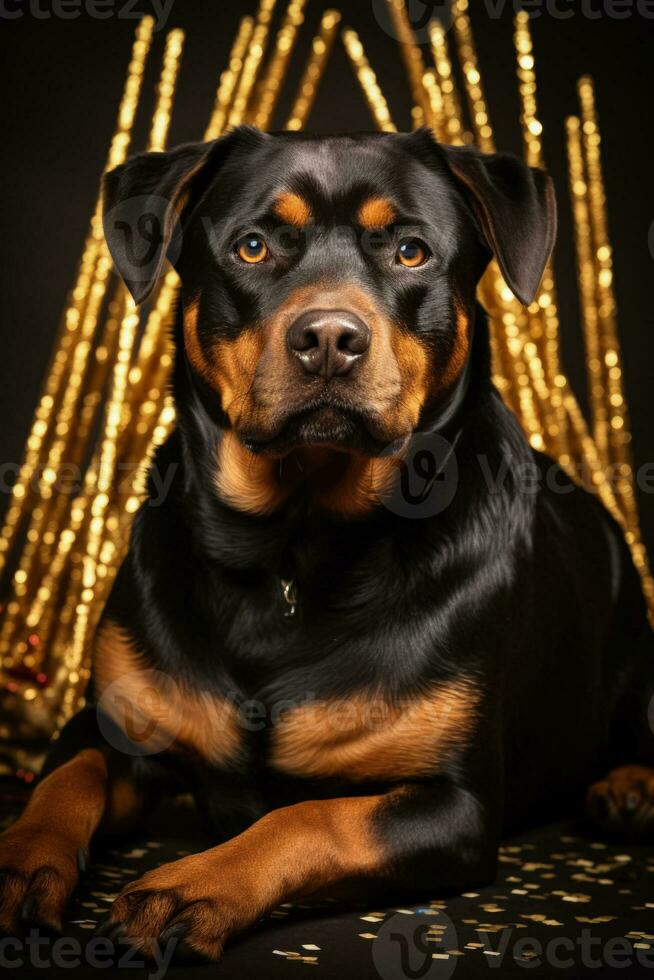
left=98, top=854, right=246, bottom=962
left=0, top=824, right=82, bottom=935
left=587, top=765, right=654, bottom=839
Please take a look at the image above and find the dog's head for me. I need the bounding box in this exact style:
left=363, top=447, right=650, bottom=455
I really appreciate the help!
left=103, top=127, right=555, bottom=514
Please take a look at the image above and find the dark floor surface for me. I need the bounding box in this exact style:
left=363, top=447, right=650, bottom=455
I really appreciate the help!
left=1, top=783, right=653, bottom=979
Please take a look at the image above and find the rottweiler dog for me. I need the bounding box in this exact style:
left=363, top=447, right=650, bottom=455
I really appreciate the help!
left=1, top=126, right=652, bottom=961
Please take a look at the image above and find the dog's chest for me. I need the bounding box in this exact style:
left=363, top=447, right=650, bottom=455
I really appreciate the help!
left=263, top=680, right=480, bottom=783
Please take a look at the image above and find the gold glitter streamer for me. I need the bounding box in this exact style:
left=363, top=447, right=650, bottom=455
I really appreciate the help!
left=513, top=11, right=567, bottom=459
left=576, top=77, right=653, bottom=612
left=64, top=299, right=141, bottom=697
left=386, top=0, right=431, bottom=129
left=250, top=0, right=307, bottom=130
left=429, top=19, right=472, bottom=146
left=12, top=31, right=186, bottom=671
left=148, top=28, right=185, bottom=152
left=285, top=10, right=342, bottom=131
left=227, top=0, right=278, bottom=129
left=205, top=16, right=255, bottom=139
left=0, top=17, right=155, bottom=582
left=566, top=116, right=607, bottom=463
left=421, top=69, right=446, bottom=141
left=0, top=25, right=184, bottom=670
left=341, top=28, right=397, bottom=133
left=451, top=0, right=494, bottom=153
left=577, top=79, right=632, bottom=485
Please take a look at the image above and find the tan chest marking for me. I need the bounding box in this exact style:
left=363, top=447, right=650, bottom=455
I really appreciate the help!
left=270, top=680, right=480, bottom=782
left=94, top=621, right=242, bottom=767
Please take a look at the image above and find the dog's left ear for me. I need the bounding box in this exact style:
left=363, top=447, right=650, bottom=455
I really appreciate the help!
left=438, top=142, right=557, bottom=306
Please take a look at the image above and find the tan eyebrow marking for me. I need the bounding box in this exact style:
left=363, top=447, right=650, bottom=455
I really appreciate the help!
left=273, top=191, right=312, bottom=227
left=357, top=196, right=397, bottom=229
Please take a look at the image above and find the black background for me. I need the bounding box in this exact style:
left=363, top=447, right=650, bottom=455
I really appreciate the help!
left=1, top=0, right=652, bottom=555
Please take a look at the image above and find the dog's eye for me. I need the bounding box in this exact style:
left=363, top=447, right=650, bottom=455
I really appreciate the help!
left=236, top=234, right=268, bottom=264
left=396, top=239, right=429, bottom=268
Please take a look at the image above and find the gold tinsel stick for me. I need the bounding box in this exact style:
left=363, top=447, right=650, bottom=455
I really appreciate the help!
left=48, top=31, right=190, bottom=716
left=0, top=254, right=114, bottom=665
left=386, top=0, right=431, bottom=129
left=63, top=299, right=141, bottom=707
left=577, top=76, right=653, bottom=615
left=227, top=0, right=278, bottom=129
left=566, top=116, right=608, bottom=463
left=429, top=19, right=472, bottom=146
left=0, top=24, right=173, bottom=641
left=205, top=16, right=255, bottom=139
left=341, top=28, right=397, bottom=133
left=421, top=69, right=446, bottom=141
left=513, top=11, right=567, bottom=460
left=577, top=79, right=633, bottom=502
left=0, top=17, right=155, bottom=582
left=2, top=29, right=186, bottom=675
left=250, top=0, right=307, bottom=129
left=451, top=0, right=494, bottom=153
left=285, top=10, right=342, bottom=131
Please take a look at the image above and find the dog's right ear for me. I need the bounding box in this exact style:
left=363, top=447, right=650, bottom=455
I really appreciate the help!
left=102, top=128, right=265, bottom=304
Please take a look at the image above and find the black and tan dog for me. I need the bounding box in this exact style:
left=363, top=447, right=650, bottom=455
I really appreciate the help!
left=1, top=126, right=653, bottom=960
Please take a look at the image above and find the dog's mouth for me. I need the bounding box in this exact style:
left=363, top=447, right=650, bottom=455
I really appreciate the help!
left=239, top=399, right=401, bottom=457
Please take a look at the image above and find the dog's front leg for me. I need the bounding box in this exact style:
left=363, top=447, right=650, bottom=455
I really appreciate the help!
left=0, top=706, right=148, bottom=935
left=100, top=780, right=496, bottom=961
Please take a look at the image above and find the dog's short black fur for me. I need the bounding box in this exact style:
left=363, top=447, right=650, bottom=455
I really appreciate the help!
left=1, top=127, right=652, bottom=960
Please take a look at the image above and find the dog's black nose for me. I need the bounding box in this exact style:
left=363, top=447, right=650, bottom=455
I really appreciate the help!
left=287, top=309, right=370, bottom=379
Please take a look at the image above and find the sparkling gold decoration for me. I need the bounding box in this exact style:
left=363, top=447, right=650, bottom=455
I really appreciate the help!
left=206, top=17, right=255, bottom=138
left=451, top=0, right=493, bottom=153
left=429, top=19, right=473, bottom=146
left=1, top=1, right=652, bottom=770
left=0, top=16, right=155, bottom=584
left=286, top=9, right=341, bottom=130
left=341, top=27, right=396, bottom=133
left=386, top=0, right=431, bottom=129
left=251, top=0, right=307, bottom=129
left=227, top=0, right=278, bottom=129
